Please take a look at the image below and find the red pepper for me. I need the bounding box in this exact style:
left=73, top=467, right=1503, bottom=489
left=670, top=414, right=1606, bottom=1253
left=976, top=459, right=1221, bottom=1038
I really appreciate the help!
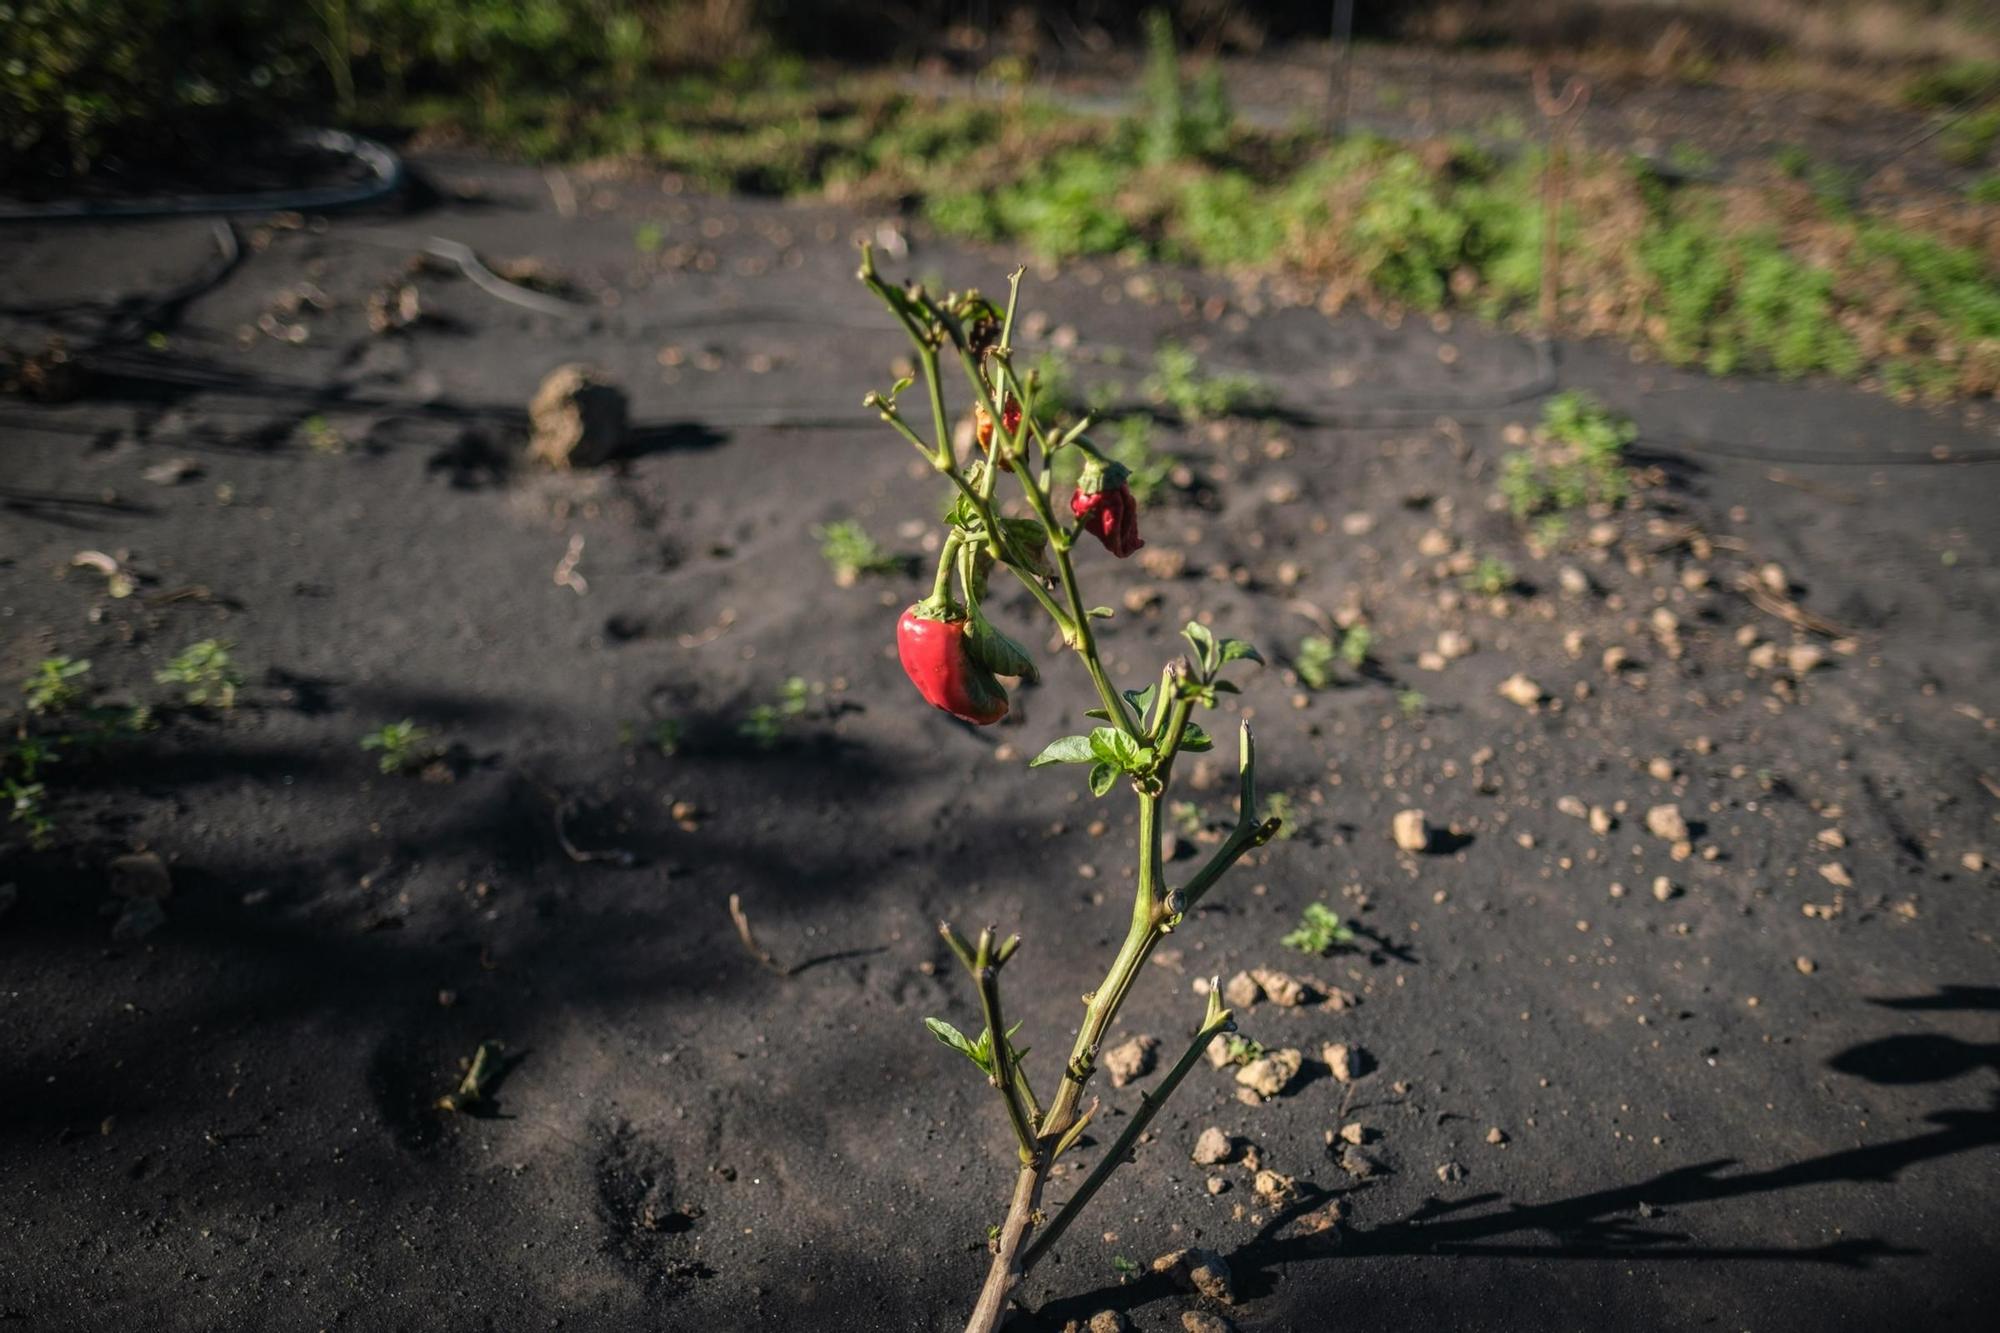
left=973, top=396, right=1022, bottom=471
left=1070, top=458, right=1144, bottom=558
left=897, top=604, right=1009, bottom=725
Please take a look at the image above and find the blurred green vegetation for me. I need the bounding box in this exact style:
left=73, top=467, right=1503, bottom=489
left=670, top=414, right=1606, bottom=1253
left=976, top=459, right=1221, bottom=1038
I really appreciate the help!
left=4, top=3, right=1996, bottom=401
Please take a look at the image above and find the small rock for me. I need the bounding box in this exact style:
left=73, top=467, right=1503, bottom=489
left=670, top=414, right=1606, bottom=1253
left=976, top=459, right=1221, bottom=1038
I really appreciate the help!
left=1786, top=643, right=1826, bottom=676
left=1323, top=1042, right=1372, bottom=1083
left=1498, top=674, right=1543, bottom=709
left=1964, top=851, right=1986, bottom=872
left=1589, top=806, right=1614, bottom=835
left=1340, top=511, right=1374, bottom=536
left=1222, top=971, right=1263, bottom=1010
left=1437, top=1161, right=1467, bottom=1184
left=1601, top=645, right=1628, bottom=674
left=1556, top=795, right=1588, bottom=819
left=1104, top=1034, right=1160, bottom=1089
left=1207, top=1175, right=1229, bottom=1195
left=528, top=364, right=629, bottom=468
left=1392, top=808, right=1431, bottom=853
left=1645, top=804, right=1689, bottom=843
left=1339, top=1146, right=1385, bottom=1178
left=142, top=457, right=200, bottom=486
left=1436, top=629, right=1474, bottom=660
left=1248, top=967, right=1311, bottom=1007
left=1819, top=862, right=1853, bottom=889
left=1652, top=876, right=1678, bottom=902
left=1759, top=562, right=1789, bottom=594
left=1817, top=828, right=1847, bottom=848
left=1182, top=1313, right=1238, bottom=1333
left=108, top=852, right=172, bottom=901
left=1235, top=1048, right=1303, bottom=1100
left=1485, top=1126, right=1508, bottom=1145
left=1557, top=565, right=1591, bottom=596
left=1417, top=528, right=1454, bottom=558
left=1648, top=756, right=1676, bottom=782
left=1295, top=1202, right=1344, bottom=1234
left=1088, top=1313, right=1132, bottom=1333
left=1154, top=1248, right=1234, bottom=1304
left=1339, top=1122, right=1369, bottom=1145
left=1796, top=956, right=1817, bottom=975
left=1253, top=1169, right=1296, bottom=1206
left=1191, top=1126, right=1236, bottom=1166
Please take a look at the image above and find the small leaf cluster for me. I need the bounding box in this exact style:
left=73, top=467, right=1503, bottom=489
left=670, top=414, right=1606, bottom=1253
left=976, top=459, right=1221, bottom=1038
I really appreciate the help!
left=815, top=519, right=903, bottom=586
left=1031, top=621, right=1256, bottom=797
left=155, top=639, right=244, bottom=709
left=1499, top=390, right=1636, bottom=522
left=738, top=677, right=813, bottom=750
left=361, top=719, right=437, bottom=775
left=924, top=1017, right=1027, bottom=1079
left=1281, top=901, right=1355, bottom=956
left=1295, top=625, right=1371, bottom=691
left=24, top=657, right=91, bottom=716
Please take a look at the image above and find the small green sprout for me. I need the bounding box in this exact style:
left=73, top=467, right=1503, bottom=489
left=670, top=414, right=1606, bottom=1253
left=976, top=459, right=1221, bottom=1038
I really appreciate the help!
left=23, top=657, right=90, bottom=715
left=303, top=414, right=345, bottom=454
left=1281, top=901, right=1355, bottom=956
left=1463, top=556, right=1516, bottom=597
left=1397, top=688, right=1428, bottom=720
left=1296, top=625, right=1372, bottom=691
left=1218, top=1034, right=1266, bottom=1065
left=4, top=777, right=54, bottom=849
left=155, top=640, right=243, bottom=708
left=361, top=719, right=437, bottom=775
left=738, top=677, right=813, bottom=750
left=815, top=520, right=901, bottom=586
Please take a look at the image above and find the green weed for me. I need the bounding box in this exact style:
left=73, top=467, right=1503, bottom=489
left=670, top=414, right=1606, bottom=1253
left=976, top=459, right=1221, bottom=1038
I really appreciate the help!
left=155, top=640, right=243, bottom=709
left=1281, top=901, right=1355, bottom=955
left=361, top=719, right=436, bottom=775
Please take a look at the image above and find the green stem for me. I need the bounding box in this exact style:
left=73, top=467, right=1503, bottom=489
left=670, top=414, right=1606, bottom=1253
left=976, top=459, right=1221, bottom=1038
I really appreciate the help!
left=1173, top=720, right=1280, bottom=911
left=926, top=531, right=964, bottom=609
left=1019, top=1009, right=1234, bottom=1275
left=970, top=933, right=1039, bottom=1163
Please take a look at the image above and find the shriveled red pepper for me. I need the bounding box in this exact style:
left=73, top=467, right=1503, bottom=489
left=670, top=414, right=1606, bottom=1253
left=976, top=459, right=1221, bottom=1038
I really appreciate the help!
left=973, top=395, right=1022, bottom=471
left=897, top=604, right=1009, bottom=725
left=1070, top=458, right=1144, bottom=558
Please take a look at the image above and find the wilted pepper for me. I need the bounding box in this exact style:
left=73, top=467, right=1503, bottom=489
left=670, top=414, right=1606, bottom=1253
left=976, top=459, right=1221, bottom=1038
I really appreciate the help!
left=973, top=395, right=1022, bottom=471
left=1071, top=457, right=1144, bottom=558
left=897, top=604, right=1010, bottom=725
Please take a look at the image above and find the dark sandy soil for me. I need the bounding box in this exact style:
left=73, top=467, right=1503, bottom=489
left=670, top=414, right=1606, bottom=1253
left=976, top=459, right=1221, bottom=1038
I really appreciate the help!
left=2, top=154, right=1998, bottom=1332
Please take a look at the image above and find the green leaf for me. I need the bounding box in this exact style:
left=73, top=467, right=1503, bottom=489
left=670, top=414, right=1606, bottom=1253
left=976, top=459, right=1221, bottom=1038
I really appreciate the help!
left=1180, top=722, right=1214, bottom=752
left=1125, top=684, right=1157, bottom=715
left=925, top=1017, right=980, bottom=1065
left=1030, top=734, right=1095, bottom=767
left=1219, top=638, right=1263, bottom=666
left=1181, top=621, right=1217, bottom=669
left=1088, top=762, right=1118, bottom=797
left=1211, top=680, right=1240, bottom=695
left=1084, top=707, right=1111, bottom=721
left=1089, top=727, right=1143, bottom=773
left=1086, top=606, right=1115, bottom=619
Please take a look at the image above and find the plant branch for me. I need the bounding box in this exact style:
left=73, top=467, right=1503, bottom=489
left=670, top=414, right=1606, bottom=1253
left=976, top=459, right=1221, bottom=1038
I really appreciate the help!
left=970, top=929, right=1039, bottom=1162
left=1020, top=989, right=1235, bottom=1275
left=1174, top=720, right=1281, bottom=911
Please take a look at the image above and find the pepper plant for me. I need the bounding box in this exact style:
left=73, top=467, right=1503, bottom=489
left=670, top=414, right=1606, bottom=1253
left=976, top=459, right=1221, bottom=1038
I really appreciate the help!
left=857, top=247, right=1283, bottom=1332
